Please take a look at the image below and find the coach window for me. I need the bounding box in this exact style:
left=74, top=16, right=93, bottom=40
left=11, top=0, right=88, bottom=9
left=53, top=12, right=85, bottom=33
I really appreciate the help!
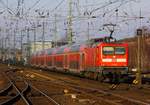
left=47, top=49, right=52, bottom=55
left=103, top=47, right=114, bottom=55
left=115, top=47, right=125, bottom=55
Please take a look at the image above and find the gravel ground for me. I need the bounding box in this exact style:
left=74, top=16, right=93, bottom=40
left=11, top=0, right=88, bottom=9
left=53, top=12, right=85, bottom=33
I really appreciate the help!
left=0, top=64, right=150, bottom=105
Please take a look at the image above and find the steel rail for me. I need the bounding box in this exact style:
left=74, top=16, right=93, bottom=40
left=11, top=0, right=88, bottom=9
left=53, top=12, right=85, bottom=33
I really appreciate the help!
left=30, top=84, right=60, bottom=105
left=64, top=81, right=150, bottom=105
left=0, top=72, right=32, bottom=105
left=26, top=72, right=123, bottom=105
left=42, top=79, right=123, bottom=105
left=0, top=83, right=13, bottom=96
left=0, top=91, right=20, bottom=105
left=59, top=79, right=150, bottom=105
left=32, top=72, right=150, bottom=105
left=2, top=71, right=60, bottom=105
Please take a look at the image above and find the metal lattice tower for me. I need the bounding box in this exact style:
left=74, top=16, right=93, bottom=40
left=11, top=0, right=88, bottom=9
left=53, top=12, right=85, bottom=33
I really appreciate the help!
left=67, top=0, right=73, bottom=44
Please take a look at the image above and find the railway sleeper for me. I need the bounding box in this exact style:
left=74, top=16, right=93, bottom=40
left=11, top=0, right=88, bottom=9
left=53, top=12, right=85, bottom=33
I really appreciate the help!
left=29, top=92, right=43, bottom=97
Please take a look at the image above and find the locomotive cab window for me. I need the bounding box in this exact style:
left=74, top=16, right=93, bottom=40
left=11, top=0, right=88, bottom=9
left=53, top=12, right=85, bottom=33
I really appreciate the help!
left=103, top=47, right=114, bottom=55
left=115, top=47, right=125, bottom=55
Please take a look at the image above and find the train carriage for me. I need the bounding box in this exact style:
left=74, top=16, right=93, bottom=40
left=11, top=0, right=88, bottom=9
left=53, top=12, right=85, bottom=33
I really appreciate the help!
left=30, top=37, right=128, bottom=82
left=46, top=48, right=54, bottom=69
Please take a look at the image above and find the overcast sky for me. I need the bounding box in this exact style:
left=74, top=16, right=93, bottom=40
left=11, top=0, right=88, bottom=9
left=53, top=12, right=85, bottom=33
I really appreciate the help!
left=0, top=0, right=150, bottom=48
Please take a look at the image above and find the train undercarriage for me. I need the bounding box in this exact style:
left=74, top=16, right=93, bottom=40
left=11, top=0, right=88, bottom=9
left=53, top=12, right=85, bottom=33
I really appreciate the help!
left=44, top=66, right=129, bottom=84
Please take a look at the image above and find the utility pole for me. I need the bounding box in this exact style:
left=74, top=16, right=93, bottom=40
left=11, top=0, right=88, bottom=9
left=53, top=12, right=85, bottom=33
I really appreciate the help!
left=1, top=38, right=4, bottom=61
left=27, top=28, right=30, bottom=65
left=42, top=21, right=45, bottom=50
left=13, top=29, right=16, bottom=64
left=16, top=0, right=24, bottom=17
left=136, top=29, right=142, bottom=88
left=21, top=0, right=24, bottom=17
left=4, top=37, right=6, bottom=61
left=135, top=9, right=143, bottom=88
left=87, top=22, right=90, bottom=42
left=7, top=29, right=10, bottom=65
left=34, top=27, right=36, bottom=52
left=54, top=14, right=57, bottom=47
left=20, top=30, right=23, bottom=61
left=14, top=29, right=16, bottom=56
left=86, top=0, right=90, bottom=42
left=0, top=28, right=2, bottom=61
left=67, top=0, right=73, bottom=44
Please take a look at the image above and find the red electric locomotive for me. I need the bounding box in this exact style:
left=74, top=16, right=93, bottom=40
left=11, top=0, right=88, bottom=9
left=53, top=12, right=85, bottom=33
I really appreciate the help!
left=30, top=37, right=128, bottom=82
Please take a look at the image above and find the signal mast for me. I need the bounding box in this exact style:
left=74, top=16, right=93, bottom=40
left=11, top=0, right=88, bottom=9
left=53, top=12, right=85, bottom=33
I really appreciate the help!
left=67, top=0, right=73, bottom=45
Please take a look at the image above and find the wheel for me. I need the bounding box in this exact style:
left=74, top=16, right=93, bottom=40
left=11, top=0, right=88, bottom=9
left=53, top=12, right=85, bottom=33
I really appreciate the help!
left=97, top=72, right=105, bottom=82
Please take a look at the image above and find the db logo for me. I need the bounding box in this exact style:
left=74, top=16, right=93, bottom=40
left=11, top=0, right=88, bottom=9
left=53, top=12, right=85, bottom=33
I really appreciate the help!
left=112, top=59, right=116, bottom=62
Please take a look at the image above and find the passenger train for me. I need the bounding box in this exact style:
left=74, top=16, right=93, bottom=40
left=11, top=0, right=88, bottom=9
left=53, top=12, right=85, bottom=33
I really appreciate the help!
left=30, top=37, right=128, bottom=82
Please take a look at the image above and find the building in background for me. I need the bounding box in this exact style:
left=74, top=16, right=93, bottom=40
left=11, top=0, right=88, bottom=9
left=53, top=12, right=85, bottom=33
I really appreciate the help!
left=22, top=41, right=52, bottom=64
left=30, top=41, right=52, bottom=54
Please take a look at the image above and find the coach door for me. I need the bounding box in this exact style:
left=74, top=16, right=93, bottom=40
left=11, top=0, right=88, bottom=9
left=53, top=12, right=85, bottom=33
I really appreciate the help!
left=80, top=53, right=85, bottom=71
left=64, top=55, right=68, bottom=69
left=52, top=55, right=55, bottom=67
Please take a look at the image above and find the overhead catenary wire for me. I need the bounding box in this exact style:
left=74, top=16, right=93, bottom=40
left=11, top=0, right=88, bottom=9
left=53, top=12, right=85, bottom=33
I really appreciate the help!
left=0, top=0, right=149, bottom=48
left=0, top=0, right=15, bottom=15
left=24, top=0, right=41, bottom=16
left=51, top=0, right=66, bottom=13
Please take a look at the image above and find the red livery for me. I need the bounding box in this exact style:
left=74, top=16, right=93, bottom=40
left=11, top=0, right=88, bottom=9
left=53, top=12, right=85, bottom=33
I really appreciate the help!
left=30, top=37, right=128, bottom=81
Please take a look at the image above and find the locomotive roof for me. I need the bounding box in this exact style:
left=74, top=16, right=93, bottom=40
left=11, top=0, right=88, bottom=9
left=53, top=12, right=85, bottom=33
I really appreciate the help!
left=46, top=48, right=55, bottom=55
left=55, top=45, right=69, bottom=54
left=43, top=43, right=89, bottom=54
left=32, top=37, right=126, bottom=55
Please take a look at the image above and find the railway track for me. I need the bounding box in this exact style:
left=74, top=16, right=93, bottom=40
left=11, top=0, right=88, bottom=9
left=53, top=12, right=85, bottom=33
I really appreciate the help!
left=0, top=72, right=31, bottom=105
left=0, top=70, right=60, bottom=105
left=1, top=67, right=150, bottom=105
left=24, top=70, right=150, bottom=105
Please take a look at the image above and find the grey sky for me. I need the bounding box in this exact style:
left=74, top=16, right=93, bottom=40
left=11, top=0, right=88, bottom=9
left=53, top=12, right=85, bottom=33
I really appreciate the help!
left=0, top=0, right=150, bottom=48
